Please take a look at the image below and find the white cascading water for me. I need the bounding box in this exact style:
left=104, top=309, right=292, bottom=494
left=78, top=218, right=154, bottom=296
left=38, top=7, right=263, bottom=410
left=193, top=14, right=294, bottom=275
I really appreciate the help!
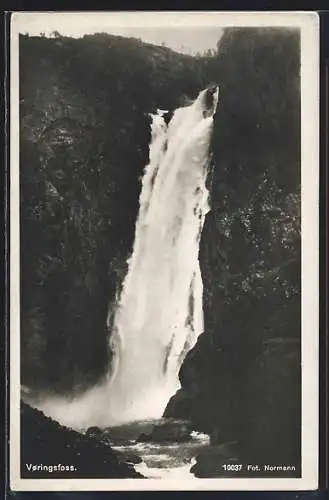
left=26, top=86, right=219, bottom=429
left=107, top=86, right=219, bottom=423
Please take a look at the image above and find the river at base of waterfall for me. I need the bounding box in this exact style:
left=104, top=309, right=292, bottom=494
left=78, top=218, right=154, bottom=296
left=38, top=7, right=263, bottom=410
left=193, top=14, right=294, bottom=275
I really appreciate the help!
left=87, top=418, right=211, bottom=479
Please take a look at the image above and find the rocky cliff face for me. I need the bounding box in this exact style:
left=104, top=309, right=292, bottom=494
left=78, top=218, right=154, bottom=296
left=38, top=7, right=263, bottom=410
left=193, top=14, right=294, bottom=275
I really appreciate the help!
left=165, top=28, right=301, bottom=470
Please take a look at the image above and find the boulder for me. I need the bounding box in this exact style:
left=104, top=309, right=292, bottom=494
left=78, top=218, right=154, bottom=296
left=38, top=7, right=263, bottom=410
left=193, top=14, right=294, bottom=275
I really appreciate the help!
left=85, top=426, right=103, bottom=439
left=239, top=337, right=301, bottom=472
left=137, top=419, right=194, bottom=443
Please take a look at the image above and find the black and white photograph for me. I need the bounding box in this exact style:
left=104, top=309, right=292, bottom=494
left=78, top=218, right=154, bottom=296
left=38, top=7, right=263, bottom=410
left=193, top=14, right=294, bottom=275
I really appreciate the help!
left=10, top=11, right=319, bottom=491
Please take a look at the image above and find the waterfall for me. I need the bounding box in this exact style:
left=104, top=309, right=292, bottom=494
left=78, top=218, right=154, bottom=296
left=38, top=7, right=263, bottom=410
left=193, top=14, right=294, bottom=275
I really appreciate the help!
left=107, top=86, right=219, bottom=423
left=26, top=86, right=219, bottom=429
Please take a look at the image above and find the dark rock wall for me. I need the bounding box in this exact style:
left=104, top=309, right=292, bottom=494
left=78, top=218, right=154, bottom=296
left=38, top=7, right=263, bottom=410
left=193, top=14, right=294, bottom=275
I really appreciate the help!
left=165, top=28, right=301, bottom=469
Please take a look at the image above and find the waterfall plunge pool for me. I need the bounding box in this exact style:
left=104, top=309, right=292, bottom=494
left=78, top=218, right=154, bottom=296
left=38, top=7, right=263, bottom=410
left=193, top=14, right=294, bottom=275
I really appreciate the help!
left=86, top=418, right=211, bottom=479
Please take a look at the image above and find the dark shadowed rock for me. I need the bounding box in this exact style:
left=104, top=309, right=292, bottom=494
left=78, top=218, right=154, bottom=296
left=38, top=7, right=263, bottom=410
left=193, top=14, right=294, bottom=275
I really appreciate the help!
left=20, top=33, right=210, bottom=395
left=137, top=419, right=194, bottom=443
left=20, top=28, right=301, bottom=478
left=116, top=451, right=143, bottom=465
left=20, top=401, right=144, bottom=478
left=165, top=28, right=301, bottom=475
left=239, top=337, right=301, bottom=473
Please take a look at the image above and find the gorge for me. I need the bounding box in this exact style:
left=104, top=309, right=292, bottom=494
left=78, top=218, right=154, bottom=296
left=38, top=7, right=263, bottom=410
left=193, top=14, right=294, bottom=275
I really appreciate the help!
left=20, top=27, right=301, bottom=477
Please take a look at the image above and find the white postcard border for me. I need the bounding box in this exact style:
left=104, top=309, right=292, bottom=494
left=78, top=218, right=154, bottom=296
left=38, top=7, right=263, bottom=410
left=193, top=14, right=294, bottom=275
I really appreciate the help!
left=10, top=10, right=319, bottom=492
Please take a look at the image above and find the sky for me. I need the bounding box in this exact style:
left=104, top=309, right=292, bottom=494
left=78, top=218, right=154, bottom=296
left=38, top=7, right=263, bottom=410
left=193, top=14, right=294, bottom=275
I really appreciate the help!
left=17, top=15, right=224, bottom=55
left=13, top=11, right=307, bottom=56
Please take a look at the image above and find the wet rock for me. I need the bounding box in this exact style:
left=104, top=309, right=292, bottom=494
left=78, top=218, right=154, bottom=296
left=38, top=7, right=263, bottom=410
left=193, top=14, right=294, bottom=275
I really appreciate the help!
left=85, top=426, right=103, bottom=439
left=163, top=110, right=174, bottom=126
left=137, top=419, right=194, bottom=443
left=166, top=28, right=301, bottom=476
left=164, top=391, right=195, bottom=420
